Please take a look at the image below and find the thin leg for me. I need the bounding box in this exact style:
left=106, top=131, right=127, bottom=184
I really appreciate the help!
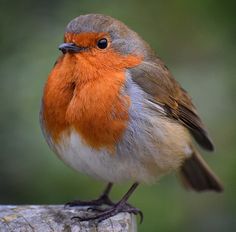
left=66, top=183, right=114, bottom=207
left=73, top=182, right=143, bottom=223
left=99, top=182, right=113, bottom=202
left=118, top=182, right=139, bottom=204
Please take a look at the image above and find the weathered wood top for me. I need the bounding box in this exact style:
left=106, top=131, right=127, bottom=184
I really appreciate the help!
left=0, top=205, right=137, bottom=232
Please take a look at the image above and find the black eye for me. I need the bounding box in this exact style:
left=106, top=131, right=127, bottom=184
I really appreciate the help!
left=97, top=38, right=108, bottom=49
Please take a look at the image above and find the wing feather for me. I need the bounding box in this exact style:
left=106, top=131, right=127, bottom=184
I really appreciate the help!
left=130, top=59, right=214, bottom=151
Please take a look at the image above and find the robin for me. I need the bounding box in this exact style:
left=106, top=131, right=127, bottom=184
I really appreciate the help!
left=41, top=14, right=223, bottom=223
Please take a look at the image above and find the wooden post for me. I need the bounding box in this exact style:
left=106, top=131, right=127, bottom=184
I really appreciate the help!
left=0, top=205, right=137, bottom=231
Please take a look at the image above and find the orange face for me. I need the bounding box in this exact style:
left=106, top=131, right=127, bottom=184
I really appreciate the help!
left=64, top=32, right=111, bottom=48
left=42, top=32, right=142, bottom=151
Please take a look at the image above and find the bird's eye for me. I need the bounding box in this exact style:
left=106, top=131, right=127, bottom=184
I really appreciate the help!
left=97, top=38, right=108, bottom=49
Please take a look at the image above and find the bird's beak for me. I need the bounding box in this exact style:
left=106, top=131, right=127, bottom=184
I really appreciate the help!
left=58, top=43, right=84, bottom=54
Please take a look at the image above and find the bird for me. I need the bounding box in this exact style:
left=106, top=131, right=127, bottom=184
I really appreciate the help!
left=40, top=14, right=223, bottom=223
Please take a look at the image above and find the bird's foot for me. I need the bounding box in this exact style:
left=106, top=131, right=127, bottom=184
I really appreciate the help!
left=72, top=201, right=143, bottom=223
left=65, top=194, right=114, bottom=208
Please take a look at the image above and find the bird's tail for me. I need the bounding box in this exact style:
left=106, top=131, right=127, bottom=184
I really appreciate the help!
left=179, top=150, right=223, bottom=192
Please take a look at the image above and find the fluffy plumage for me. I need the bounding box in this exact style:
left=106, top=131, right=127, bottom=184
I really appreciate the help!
left=41, top=14, right=223, bottom=192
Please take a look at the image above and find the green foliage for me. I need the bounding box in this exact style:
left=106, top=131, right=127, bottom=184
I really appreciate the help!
left=0, top=1, right=235, bottom=231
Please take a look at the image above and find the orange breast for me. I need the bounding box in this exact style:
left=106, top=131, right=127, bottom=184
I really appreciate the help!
left=42, top=49, right=141, bottom=150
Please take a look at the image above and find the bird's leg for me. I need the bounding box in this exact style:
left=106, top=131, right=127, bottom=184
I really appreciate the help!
left=72, top=182, right=143, bottom=223
left=66, top=183, right=114, bottom=207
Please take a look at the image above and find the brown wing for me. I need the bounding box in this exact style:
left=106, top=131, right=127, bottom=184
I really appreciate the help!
left=130, top=58, right=214, bottom=151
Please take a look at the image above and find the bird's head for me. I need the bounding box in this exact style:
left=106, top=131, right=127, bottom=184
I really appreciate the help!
left=57, top=14, right=154, bottom=72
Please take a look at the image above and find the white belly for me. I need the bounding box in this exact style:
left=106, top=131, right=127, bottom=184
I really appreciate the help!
left=52, top=119, right=192, bottom=184
left=54, top=129, right=160, bottom=183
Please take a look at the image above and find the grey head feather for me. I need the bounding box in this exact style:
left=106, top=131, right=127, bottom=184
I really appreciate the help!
left=66, top=14, right=155, bottom=59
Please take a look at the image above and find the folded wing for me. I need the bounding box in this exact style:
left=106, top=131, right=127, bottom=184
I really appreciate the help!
left=130, top=58, right=214, bottom=151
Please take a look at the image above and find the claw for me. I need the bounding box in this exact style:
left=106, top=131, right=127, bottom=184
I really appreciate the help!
left=121, top=203, right=143, bottom=224
left=129, top=208, right=143, bottom=224
left=69, top=183, right=141, bottom=224
left=71, top=216, right=82, bottom=220
left=72, top=202, right=143, bottom=223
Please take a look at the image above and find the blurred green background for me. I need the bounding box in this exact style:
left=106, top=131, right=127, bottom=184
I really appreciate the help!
left=1, top=0, right=236, bottom=231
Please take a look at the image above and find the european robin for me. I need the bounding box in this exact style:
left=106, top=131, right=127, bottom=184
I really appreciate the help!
left=41, top=14, right=223, bottom=222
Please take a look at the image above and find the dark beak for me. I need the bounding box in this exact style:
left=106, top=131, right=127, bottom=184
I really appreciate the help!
left=58, top=43, right=84, bottom=54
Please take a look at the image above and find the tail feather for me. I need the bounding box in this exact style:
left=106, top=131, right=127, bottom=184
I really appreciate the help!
left=180, top=151, right=223, bottom=192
